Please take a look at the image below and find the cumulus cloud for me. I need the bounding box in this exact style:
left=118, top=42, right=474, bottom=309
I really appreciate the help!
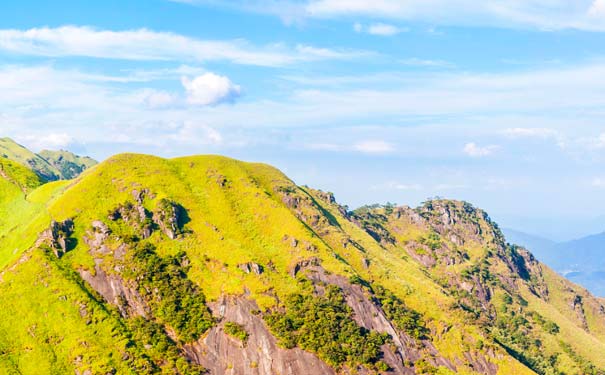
left=0, top=26, right=368, bottom=67
left=181, top=73, right=241, bottom=106
left=353, top=22, right=407, bottom=36
left=463, top=142, right=499, bottom=157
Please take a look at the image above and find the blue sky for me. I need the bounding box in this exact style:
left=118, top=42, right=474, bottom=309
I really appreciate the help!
left=2, top=0, right=605, bottom=240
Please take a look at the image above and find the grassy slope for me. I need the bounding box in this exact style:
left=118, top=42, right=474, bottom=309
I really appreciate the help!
left=0, top=153, right=601, bottom=374
left=0, top=138, right=60, bottom=181
left=38, top=150, right=97, bottom=179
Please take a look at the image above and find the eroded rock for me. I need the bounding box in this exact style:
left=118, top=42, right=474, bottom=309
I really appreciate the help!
left=37, top=219, right=75, bottom=258
left=184, top=296, right=335, bottom=375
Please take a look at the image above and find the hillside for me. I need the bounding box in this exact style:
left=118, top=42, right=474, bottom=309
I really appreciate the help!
left=38, top=149, right=98, bottom=180
left=0, top=153, right=605, bottom=375
left=0, top=138, right=96, bottom=181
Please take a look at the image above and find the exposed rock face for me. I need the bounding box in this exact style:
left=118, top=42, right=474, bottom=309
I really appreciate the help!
left=238, top=262, right=264, bottom=275
left=80, top=221, right=149, bottom=318
left=152, top=199, right=183, bottom=239
left=36, top=219, right=75, bottom=258
left=108, top=201, right=153, bottom=239
left=79, top=263, right=150, bottom=318
left=184, top=296, right=335, bottom=375
left=300, top=265, right=471, bottom=375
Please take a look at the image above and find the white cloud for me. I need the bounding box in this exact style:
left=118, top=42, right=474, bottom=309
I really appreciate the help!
left=370, top=181, right=423, bottom=191
left=306, top=140, right=394, bottom=154
left=169, top=122, right=223, bottom=145
left=181, top=73, right=241, bottom=106
left=399, top=58, right=452, bottom=67
left=183, top=0, right=605, bottom=32
left=354, top=22, right=407, bottom=36
left=463, top=142, right=499, bottom=157
left=394, top=183, right=423, bottom=190
left=592, top=177, right=605, bottom=188
left=16, top=133, right=75, bottom=151
left=589, top=0, right=605, bottom=15
left=306, top=0, right=605, bottom=31
left=0, top=26, right=367, bottom=67
left=139, top=90, right=178, bottom=109
left=503, top=127, right=559, bottom=139
left=353, top=140, right=394, bottom=153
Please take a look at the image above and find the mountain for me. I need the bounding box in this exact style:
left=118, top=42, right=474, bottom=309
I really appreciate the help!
left=0, top=137, right=96, bottom=181
left=1, top=153, right=605, bottom=375
left=503, top=227, right=605, bottom=297
left=501, top=228, right=555, bottom=262
left=38, top=149, right=98, bottom=180
left=548, top=233, right=605, bottom=297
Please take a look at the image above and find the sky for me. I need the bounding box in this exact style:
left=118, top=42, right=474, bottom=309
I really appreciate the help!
left=2, top=0, right=605, bottom=241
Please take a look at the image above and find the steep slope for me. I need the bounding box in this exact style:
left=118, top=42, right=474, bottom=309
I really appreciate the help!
left=0, top=153, right=603, bottom=375
left=351, top=201, right=605, bottom=374
left=0, top=138, right=97, bottom=181
left=38, top=149, right=98, bottom=180
left=502, top=228, right=605, bottom=297
left=0, top=138, right=61, bottom=181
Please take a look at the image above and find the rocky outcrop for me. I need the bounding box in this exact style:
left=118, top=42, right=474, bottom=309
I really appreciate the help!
left=238, top=262, right=264, bottom=275
left=108, top=201, right=153, bottom=239
left=79, top=262, right=150, bottom=318
left=36, top=219, right=75, bottom=258
left=300, top=265, right=463, bottom=374
left=80, top=220, right=149, bottom=318
left=152, top=199, right=184, bottom=239
left=184, top=296, right=335, bottom=375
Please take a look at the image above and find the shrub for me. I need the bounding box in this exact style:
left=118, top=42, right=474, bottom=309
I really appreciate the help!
left=265, top=285, right=388, bottom=369
left=224, top=322, right=249, bottom=344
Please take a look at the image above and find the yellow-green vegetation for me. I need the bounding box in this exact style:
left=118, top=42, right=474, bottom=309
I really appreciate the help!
left=0, top=151, right=605, bottom=374
left=0, top=137, right=60, bottom=181
left=0, top=137, right=97, bottom=181
left=38, top=149, right=97, bottom=180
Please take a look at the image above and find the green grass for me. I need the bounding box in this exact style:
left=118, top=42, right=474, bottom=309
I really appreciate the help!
left=2, top=152, right=605, bottom=375
left=0, top=138, right=60, bottom=181
left=38, top=149, right=97, bottom=179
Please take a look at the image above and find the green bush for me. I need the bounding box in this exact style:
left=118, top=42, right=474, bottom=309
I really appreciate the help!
left=265, top=285, right=388, bottom=369
left=123, top=243, right=214, bottom=342
left=373, top=285, right=429, bottom=340
left=224, top=322, right=249, bottom=344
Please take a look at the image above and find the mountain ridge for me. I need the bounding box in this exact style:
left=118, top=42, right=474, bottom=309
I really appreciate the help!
left=0, top=137, right=97, bottom=181
left=0, top=151, right=604, bottom=374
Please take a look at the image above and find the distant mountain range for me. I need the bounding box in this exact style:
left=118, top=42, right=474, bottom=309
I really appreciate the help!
left=0, top=137, right=96, bottom=181
left=503, top=227, right=605, bottom=296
